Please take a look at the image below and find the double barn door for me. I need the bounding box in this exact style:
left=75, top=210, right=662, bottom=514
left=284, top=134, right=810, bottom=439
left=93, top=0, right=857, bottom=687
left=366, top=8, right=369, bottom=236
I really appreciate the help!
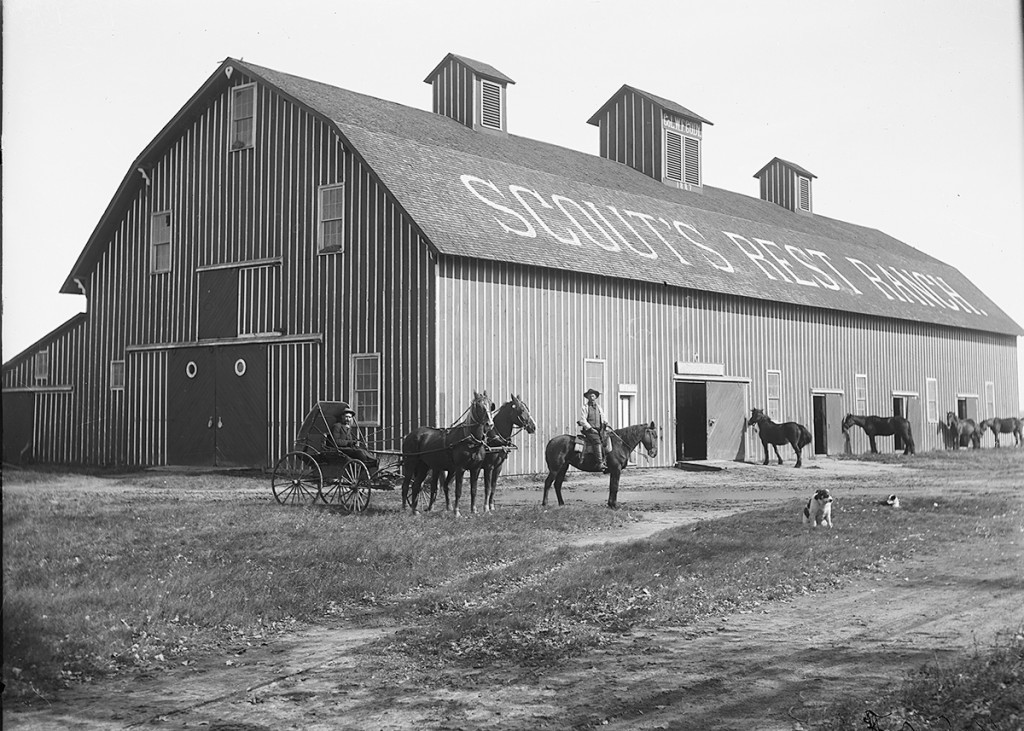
left=167, top=344, right=267, bottom=466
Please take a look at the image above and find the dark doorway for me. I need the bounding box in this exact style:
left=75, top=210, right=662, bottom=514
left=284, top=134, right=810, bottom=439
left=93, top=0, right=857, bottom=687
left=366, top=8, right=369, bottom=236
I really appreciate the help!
left=166, top=344, right=267, bottom=466
left=893, top=397, right=906, bottom=452
left=675, top=381, right=707, bottom=461
left=2, top=391, right=35, bottom=464
left=813, top=395, right=827, bottom=455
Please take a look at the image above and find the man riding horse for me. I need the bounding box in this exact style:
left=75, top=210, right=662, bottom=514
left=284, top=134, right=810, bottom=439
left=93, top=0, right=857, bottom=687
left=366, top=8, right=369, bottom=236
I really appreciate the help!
left=578, top=388, right=611, bottom=472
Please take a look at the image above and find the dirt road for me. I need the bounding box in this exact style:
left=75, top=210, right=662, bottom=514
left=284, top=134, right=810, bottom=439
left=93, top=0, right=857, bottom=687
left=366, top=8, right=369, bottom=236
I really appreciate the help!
left=5, top=456, right=1023, bottom=730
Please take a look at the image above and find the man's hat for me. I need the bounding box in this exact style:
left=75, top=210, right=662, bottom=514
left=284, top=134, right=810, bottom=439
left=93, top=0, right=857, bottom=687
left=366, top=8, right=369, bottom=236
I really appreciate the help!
left=583, top=388, right=601, bottom=399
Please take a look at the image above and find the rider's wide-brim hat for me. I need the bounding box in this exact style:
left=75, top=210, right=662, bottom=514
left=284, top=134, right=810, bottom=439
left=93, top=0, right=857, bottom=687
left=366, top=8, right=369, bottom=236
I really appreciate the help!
left=583, top=388, right=601, bottom=398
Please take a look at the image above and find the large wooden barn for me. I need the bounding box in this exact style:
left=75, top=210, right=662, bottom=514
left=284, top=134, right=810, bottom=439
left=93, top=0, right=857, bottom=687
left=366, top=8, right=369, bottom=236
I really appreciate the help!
left=4, top=54, right=1021, bottom=470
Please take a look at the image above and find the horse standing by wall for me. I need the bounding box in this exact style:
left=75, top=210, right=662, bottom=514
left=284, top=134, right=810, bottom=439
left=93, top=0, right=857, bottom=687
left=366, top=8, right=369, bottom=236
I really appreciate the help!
left=842, top=413, right=915, bottom=455
left=431, top=394, right=537, bottom=513
left=543, top=422, right=659, bottom=509
left=746, top=408, right=813, bottom=468
left=945, top=412, right=981, bottom=450
left=978, top=416, right=1023, bottom=448
left=401, top=390, right=493, bottom=517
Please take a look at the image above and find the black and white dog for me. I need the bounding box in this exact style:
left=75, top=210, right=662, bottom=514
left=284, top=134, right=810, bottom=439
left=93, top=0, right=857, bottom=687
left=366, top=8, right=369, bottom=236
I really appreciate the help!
left=802, top=488, right=833, bottom=528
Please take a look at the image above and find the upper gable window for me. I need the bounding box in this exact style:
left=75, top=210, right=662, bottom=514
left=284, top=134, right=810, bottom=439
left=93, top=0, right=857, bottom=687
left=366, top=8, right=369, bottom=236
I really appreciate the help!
left=318, top=184, right=346, bottom=253
left=33, top=350, right=49, bottom=382
left=797, top=175, right=812, bottom=212
left=479, top=79, right=503, bottom=130
left=230, top=84, right=256, bottom=150
left=152, top=211, right=172, bottom=273
left=665, top=130, right=701, bottom=187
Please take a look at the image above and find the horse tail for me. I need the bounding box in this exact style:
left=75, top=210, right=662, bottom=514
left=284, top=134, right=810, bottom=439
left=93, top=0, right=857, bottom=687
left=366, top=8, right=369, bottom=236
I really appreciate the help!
left=798, top=424, right=813, bottom=449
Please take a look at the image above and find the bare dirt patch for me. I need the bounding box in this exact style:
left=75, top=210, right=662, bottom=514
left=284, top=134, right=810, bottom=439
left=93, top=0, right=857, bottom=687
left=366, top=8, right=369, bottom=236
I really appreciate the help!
left=4, top=455, right=1022, bottom=730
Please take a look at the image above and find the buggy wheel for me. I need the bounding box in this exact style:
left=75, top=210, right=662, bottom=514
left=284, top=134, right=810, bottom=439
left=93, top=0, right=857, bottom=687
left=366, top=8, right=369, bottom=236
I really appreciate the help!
left=272, top=452, right=323, bottom=506
left=321, top=460, right=371, bottom=513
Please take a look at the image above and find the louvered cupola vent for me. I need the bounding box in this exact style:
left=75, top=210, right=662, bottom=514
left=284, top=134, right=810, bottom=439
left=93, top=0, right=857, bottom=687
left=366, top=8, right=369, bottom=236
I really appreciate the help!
left=754, top=158, right=816, bottom=215
left=587, top=85, right=713, bottom=191
left=424, top=53, right=515, bottom=133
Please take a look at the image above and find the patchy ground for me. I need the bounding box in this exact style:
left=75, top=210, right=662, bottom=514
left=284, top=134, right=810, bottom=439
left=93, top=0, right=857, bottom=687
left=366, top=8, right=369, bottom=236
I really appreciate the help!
left=4, top=455, right=1023, bottom=730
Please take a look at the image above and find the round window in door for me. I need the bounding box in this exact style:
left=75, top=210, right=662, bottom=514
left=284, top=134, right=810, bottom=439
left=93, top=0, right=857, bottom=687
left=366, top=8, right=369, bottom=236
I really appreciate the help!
left=185, top=361, right=198, bottom=379
left=234, top=359, right=247, bottom=377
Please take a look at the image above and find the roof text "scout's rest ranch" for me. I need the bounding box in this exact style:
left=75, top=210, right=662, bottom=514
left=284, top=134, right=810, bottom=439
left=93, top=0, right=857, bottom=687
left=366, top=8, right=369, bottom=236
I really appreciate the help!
left=461, top=175, right=986, bottom=317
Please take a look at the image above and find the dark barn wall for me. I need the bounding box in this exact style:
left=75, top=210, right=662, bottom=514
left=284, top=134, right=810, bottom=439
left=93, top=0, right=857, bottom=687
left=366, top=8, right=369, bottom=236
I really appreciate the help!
left=73, top=73, right=436, bottom=466
left=595, top=92, right=659, bottom=179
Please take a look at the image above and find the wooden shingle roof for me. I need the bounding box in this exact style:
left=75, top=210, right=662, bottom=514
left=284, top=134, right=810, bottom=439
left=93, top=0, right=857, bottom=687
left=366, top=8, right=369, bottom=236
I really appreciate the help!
left=62, top=58, right=1023, bottom=337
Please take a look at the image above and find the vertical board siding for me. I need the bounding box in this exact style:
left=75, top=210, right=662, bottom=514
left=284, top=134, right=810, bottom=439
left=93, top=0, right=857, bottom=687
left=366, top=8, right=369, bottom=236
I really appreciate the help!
left=2, top=315, right=88, bottom=463
left=595, top=92, right=661, bottom=179
left=53, top=73, right=435, bottom=466
left=437, top=258, right=1020, bottom=475
left=430, top=58, right=474, bottom=129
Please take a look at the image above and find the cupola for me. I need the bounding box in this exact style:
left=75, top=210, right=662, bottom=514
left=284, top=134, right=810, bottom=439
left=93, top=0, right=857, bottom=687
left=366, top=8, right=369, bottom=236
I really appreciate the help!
left=424, top=53, right=515, bottom=133
left=753, top=157, right=816, bottom=214
left=587, top=85, right=713, bottom=191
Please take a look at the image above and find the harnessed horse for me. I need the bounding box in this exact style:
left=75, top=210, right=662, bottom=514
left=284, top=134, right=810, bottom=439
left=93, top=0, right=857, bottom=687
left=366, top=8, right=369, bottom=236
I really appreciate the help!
left=543, top=422, right=659, bottom=509
left=400, top=391, right=493, bottom=516
left=432, top=394, right=537, bottom=513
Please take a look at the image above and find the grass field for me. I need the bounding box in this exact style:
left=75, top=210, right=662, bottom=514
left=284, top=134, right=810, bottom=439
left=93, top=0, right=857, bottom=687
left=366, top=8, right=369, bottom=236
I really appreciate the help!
left=3, top=449, right=1023, bottom=728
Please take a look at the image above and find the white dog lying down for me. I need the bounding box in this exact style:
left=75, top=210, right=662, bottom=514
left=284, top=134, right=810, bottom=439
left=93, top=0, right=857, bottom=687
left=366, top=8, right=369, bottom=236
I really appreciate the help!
left=879, top=493, right=900, bottom=508
left=802, top=488, right=833, bottom=528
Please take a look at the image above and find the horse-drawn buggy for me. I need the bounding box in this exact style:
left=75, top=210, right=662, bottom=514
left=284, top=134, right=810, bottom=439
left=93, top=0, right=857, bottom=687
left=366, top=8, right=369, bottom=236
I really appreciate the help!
left=271, top=401, right=402, bottom=513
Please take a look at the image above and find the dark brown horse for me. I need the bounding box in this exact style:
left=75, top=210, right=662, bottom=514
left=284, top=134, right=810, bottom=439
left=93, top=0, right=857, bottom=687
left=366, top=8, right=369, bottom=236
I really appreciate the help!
left=842, top=413, right=915, bottom=455
left=978, top=417, right=1023, bottom=448
left=746, top=408, right=813, bottom=468
left=945, top=412, right=981, bottom=450
left=543, top=422, right=659, bottom=509
left=401, top=391, right=493, bottom=516
left=432, top=394, right=537, bottom=513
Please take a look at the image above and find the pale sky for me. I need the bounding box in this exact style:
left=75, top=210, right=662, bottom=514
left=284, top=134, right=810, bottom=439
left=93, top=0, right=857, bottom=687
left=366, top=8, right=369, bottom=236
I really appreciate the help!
left=3, top=0, right=1023, bottom=405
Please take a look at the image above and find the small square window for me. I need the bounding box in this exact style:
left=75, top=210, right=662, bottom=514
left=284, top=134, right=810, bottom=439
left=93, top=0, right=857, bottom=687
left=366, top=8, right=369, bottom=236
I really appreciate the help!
left=152, top=211, right=172, bottom=273
left=318, top=184, right=346, bottom=252
left=230, top=84, right=256, bottom=150
left=110, top=360, right=125, bottom=390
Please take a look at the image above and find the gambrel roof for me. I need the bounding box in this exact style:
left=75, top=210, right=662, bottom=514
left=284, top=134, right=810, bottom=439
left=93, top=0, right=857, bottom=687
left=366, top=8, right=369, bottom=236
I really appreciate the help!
left=64, top=57, right=1022, bottom=337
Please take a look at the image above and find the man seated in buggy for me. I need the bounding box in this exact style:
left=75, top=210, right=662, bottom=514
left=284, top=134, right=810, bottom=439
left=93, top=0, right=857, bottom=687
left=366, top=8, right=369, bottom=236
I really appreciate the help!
left=330, top=404, right=379, bottom=470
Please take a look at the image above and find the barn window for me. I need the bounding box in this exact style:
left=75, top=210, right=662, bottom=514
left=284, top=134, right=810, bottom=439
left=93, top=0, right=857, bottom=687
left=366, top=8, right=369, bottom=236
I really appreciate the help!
left=151, top=211, right=172, bottom=273
left=318, top=184, right=346, bottom=252
left=479, top=79, right=503, bottom=130
left=766, top=370, right=782, bottom=419
left=855, top=374, right=868, bottom=415
left=984, top=381, right=995, bottom=418
left=352, top=353, right=380, bottom=426
left=230, top=84, right=256, bottom=150
left=664, top=130, right=701, bottom=187
left=925, top=378, right=938, bottom=423
left=584, top=359, right=606, bottom=405
left=33, top=350, right=49, bottom=382
left=110, top=360, right=125, bottom=390
left=797, top=175, right=812, bottom=212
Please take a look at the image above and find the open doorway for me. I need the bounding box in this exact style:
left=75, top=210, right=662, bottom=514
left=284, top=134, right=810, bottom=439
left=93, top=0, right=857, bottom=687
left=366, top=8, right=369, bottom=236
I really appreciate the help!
left=674, top=379, right=748, bottom=462
left=811, top=391, right=844, bottom=455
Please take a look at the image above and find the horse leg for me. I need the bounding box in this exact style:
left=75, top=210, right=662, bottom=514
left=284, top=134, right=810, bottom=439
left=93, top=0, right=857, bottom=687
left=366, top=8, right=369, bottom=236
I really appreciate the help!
left=487, top=463, right=503, bottom=511
left=791, top=440, right=802, bottom=468
left=868, top=435, right=879, bottom=454
left=452, top=471, right=464, bottom=518
left=469, top=466, right=481, bottom=514
left=761, top=440, right=770, bottom=465
left=409, top=465, right=429, bottom=515
left=772, top=444, right=784, bottom=465
left=552, top=460, right=569, bottom=507
left=606, top=466, right=621, bottom=509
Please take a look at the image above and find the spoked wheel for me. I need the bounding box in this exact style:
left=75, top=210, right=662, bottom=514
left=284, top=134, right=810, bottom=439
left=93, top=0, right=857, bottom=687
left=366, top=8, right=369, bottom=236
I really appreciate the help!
left=321, top=460, right=371, bottom=513
left=272, top=452, right=323, bottom=506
